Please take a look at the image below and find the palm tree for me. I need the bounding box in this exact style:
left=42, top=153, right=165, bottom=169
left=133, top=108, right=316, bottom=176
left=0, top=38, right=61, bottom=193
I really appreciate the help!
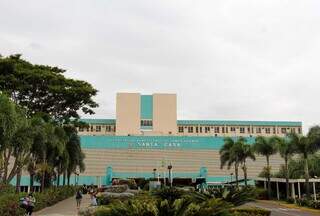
left=275, top=135, right=295, bottom=200
left=220, top=137, right=247, bottom=188
left=291, top=127, right=320, bottom=198
left=235, top=142, right=255, bottom=187
left=253, top=136, right=278, bottom=198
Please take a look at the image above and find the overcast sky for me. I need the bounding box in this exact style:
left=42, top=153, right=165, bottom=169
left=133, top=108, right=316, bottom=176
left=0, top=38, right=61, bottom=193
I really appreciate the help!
left=1, top=0, right=319, bottom=132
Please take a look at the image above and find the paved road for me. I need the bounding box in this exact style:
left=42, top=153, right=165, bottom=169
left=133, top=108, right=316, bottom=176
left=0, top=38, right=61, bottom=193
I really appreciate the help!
left=35, top=194, right=91, bottom=216
left=244, top=201, right=320, bottom=216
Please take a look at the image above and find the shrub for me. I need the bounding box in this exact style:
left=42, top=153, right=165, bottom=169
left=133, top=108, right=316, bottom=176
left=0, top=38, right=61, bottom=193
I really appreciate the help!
left=254, top=188, right=268, bottom=200
left=0, top=184, right=16, bottom=194
left=231, top=208, right=271, bottom=216
left=0, top=186, right=78, bottom=215
left=152, top=187, right=185, bottom=203
left=0, top=193, right=25, bottom=216
left=207, top=187, right=255, bottom=206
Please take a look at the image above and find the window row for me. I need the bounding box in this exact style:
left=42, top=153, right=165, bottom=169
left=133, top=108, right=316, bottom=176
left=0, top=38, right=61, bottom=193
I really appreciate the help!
left=178, top=126, right=301, bottom=134
left=141, top=120, right=153, bottom=127
left=78, top=125, right=114, bottom=132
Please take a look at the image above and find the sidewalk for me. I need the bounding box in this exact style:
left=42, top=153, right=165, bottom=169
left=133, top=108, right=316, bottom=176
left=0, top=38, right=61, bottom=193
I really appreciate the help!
left=35, top=194, right=91, bottom=216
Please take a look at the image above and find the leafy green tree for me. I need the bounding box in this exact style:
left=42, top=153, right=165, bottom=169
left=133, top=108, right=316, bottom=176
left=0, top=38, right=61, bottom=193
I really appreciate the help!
left=0, top=94, right=33, bottom=185
left=233, top=142, right=255, bottom=187
left=291, top=128, right=320, bottom=198
left=0, top=54, right=98, bottom=122
left=253, top=136, right=278, bottom=199
left=220, top=137, right=248, bottom=188
left=64, top=125, right=85, bottom=185
left=274, top=135, right=295, bottom=200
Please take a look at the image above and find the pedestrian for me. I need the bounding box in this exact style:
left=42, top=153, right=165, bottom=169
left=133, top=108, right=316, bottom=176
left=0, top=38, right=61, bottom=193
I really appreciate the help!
left=25, top=193, right=36, bottom=216
left=75, top=189, right=83, bottom=208
left=90, top=192, right=97, bottom=206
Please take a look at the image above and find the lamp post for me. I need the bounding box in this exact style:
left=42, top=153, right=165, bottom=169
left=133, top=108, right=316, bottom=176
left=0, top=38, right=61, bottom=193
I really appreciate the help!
left=230, top=173, right=234, bottom=186
left=168, top=163, right=173, bottom=187
left=74, top=172, right=79, bottom=186
left=153, top=168, right=157, bottom=179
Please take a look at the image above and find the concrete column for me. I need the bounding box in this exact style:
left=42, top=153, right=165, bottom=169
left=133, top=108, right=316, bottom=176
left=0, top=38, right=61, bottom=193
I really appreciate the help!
left=291, top=183, right=296, bottom=202
left=276, top=182, right=280, bottom=200
left=313, top=182, right=317, bottom=201
left=298, top=182, right=301, bottom=199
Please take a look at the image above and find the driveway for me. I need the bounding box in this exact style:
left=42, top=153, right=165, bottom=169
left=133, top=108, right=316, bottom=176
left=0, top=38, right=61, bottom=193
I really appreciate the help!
left=244, top=200, right=320, bottom=216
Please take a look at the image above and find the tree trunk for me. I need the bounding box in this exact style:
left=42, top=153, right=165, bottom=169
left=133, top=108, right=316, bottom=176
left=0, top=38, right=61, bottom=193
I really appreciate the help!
left=235, top=163, right=239, bottom=188
left=304, top=156, right=310, bottom=198
left=63, top=172, right=66, bottom=186
left=266, top=155, right=271, bottom=199
left=67, top=174, right=70, bottom=186
left=243, top=161, right=248, bottom=187
left=285, top=157, right=290, bottom=200
left=57, top=173, right=60, bottom=186
left=29, top=173, right=34, bottom=192
left=15, top=169, right=22, bottom=193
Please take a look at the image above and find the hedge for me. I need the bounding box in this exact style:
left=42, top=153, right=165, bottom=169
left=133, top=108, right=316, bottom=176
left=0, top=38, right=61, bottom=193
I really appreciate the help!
left=0, top=185, right=78, bottom=216
left=231, top=208, right=271, bottom=216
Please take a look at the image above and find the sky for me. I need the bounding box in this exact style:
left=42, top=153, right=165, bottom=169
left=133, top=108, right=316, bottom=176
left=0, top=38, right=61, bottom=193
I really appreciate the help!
left=0, top=0, right=319, bottom=133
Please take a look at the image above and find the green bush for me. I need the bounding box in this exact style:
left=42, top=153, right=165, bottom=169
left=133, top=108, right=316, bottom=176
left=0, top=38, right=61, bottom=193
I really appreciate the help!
left=254, top=188, right=268, bottom=200
left=295, top=198, right=320, bottom=209
left=0, top=184, right=16, bottom=194
left=231, top=208, right=271, bottom=216
left=0, top=193, right=25, bottom=216
left=0, top=186, right=78, bottom=215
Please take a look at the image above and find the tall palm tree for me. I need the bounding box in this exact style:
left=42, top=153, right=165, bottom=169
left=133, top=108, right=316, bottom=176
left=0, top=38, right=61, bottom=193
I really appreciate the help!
left=291, top=127, right=320, bottom=198
left=253, top=136, right=278, bottom=198
left=275, top=135, right=295, bottom=200
left=235, top=142, right=255, bottom=187
left=220, top=137, right=247, bottom=188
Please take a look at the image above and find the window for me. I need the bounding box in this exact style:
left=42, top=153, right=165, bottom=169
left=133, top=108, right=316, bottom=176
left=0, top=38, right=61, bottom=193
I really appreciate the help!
left=205, top=126, right=210, bottom=133
left=196, top=127, right=199, bottom=133
left=256, top=128, right=261, bottom=133
left=298, top=127, right=302, bottom=134
left=188, top=126, right=193, bottom=133
left=78, top=127, right=84, bottom=132
left=106, top=125, right=112, bottom=132
left=265, top=128, right=270, bottom=134
left=199, top=127, right=202, bottom=133
left=291, top=128, right=296, bottom=133
left=86, top=127, right=89, bottom=132
left=214, top=127, right=220, bottom=133
left=226, top=127, right=228, bottom=133
left=222, top=127, right=225, bottom=133
left=141, top=120, right=153, bottom=127
left=240, top=127, right=245, bottom=133
left=90, top=126, right=94, bottom=132
left=178, top=126, right=184, bottom=133
left=96, top=125, right=101, bottom=132
left=247, top=127, right=251, bottom=133
left=230, top=127, right=235, bottom=132
left=281, top=128, right=287, bottom=134
left=273, top=127, right=276, bottom=134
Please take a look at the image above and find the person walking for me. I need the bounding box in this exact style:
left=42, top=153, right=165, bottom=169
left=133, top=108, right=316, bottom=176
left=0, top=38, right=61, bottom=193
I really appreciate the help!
left=75, top=189, right=83, bottom=209
left=25, top=193, right=36, bottom=216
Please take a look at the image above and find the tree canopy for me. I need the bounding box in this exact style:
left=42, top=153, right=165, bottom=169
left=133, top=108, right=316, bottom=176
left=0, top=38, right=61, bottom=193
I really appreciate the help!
left=0, top=54, right=98, bottom=122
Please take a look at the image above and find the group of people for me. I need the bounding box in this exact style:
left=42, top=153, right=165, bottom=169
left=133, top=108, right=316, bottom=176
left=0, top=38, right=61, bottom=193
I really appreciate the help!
left=75, top=184, right=99, bottom=209
left=20, top=193, right=36, bottom=216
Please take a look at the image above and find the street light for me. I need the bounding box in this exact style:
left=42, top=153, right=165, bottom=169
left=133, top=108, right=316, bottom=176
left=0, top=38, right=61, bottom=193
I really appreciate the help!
left=153, top=168, right=157, bottom=179
left=74, top=172, right=79, bottom=186
left=168, top=163, right=173, bottom=187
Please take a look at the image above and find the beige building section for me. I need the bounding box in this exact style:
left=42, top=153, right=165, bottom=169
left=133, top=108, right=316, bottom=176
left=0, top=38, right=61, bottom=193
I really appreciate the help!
left=80, top=148, right=283, bottom=180
left=153, top=93, right=177, bottom=135
left=116, top=93, right=141, bottom=136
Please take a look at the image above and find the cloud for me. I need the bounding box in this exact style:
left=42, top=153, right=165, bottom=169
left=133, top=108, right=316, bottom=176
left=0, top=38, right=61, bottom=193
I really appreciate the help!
left=0, top=0, right=319, bottom=133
